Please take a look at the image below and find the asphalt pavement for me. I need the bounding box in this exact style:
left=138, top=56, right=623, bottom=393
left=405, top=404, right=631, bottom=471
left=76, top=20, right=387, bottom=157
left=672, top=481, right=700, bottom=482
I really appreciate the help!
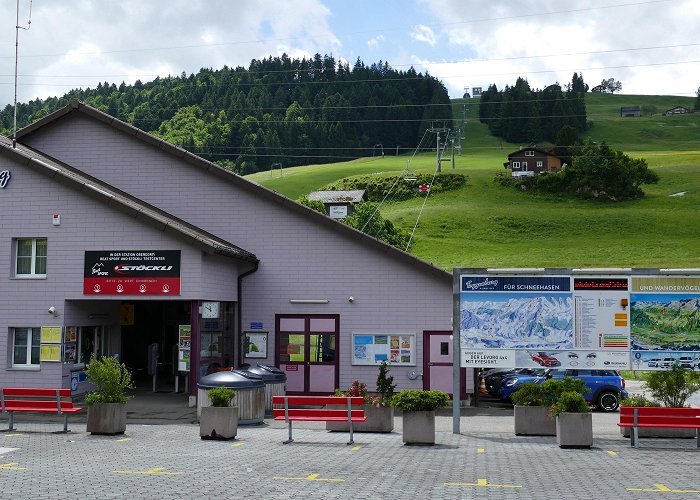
left=0, top=384, right=698, bottom=499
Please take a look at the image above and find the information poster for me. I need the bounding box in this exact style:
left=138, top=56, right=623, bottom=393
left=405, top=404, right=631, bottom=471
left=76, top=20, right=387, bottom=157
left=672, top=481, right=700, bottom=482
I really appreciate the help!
left=178, top=325, right=191, bottom=372
left=457, top=273, right=631, bottom=369
left=352, top=333, right=415, bottom=365
left=630, top=276, right=700, bottom=371
left=40, top=344, right=61, bottom=362
left=41, top=326, right=62, bottom=344
left=244, top=332, right=268, bottom=359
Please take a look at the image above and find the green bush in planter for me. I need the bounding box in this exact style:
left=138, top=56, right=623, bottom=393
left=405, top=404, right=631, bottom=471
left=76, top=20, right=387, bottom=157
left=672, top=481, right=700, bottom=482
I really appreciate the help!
left=540, top=377, right=590, bottom=401
left=85, top=355, right=134, bottom=405
left=644, top=364, right=700, bottom=408
left=550, top=391, right=590, bottom=417
left=511, top=382, right=547, bottom=406
left=208, top=387, right=236, bottom=407
left=619, top=393, right=660, bottom=408
left=391, top=390, right=449, bottom=411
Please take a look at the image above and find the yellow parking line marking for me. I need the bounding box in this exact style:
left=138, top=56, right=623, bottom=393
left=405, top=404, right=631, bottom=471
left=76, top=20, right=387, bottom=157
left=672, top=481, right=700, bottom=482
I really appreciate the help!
left=352, top=445, right=361, bottom=451
left=445, top=478, right=522, bottom=489
left=274, top=472, right=345, bottom=482
left=627, top=483, right=700, bottom=493
left=115, top=438, right=131, bottom=442
left=113, top=467, right=182, bottom=475
left=607, top=450, right=618, bottom=456
left=4, top=434, right=24, bottom=437
left=0, top=462, right=27, bottom=470
left=231, top=443, right=244, bottom=447
left=477, top=448, right=485, bottom=453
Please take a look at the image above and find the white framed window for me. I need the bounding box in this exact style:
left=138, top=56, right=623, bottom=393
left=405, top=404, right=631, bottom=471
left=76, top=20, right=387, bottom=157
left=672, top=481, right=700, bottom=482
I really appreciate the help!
left=525, top=150, right=535, bottom=156
left=11, top=327, right=41, bottom=367
left=512, top=161, right=521, bottom=169
left=537, top=161, right=543, bottom=168
left=15, top=238, right=47, bottom=277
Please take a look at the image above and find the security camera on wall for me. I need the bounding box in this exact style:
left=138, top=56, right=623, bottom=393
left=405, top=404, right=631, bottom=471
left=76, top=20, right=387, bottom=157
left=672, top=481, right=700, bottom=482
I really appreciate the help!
left=48, top=306, right=56, bottom=315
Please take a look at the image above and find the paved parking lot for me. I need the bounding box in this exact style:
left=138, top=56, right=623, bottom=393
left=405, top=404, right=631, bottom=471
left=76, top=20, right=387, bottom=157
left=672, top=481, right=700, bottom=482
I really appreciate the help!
left=0, top=409, right=698, bottom=499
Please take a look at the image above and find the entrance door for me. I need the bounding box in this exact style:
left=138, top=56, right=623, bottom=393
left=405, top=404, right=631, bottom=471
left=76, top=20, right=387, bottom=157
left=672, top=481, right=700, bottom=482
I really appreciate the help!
left=423, top=331, right=470, bottom=399
left=276, top=315, right=339, bottom=394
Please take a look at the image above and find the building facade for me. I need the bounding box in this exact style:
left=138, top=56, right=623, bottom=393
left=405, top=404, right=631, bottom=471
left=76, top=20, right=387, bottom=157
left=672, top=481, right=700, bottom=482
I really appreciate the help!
left=1, top=102, right=469, bottom=402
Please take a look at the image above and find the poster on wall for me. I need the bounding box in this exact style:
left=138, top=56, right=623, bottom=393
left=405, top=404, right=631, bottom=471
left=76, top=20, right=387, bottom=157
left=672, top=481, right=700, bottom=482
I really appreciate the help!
left=352, top=333, right=415, bottom=366
left=244, top=332, right=268, bottom=359
left=83, top=250, right=181, bottom=296
left=178, top=325, right=191, bottom=372
left=41, top=326, right=62, bottom=344
left=630, top=276, right=700, bottom=371
left=457, top=273, right=631, bottom=369
left=40, top=344, right=61, bottom=362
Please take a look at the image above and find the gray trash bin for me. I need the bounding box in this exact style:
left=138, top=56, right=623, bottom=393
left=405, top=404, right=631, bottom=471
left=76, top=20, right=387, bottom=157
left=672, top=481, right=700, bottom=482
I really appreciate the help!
left=197, top=370, right=265, bottom=425
left=241, top=364, right=286, bottom=413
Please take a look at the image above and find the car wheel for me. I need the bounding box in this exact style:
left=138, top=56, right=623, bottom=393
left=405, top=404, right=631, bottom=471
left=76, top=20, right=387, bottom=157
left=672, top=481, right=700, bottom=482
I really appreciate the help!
left=597, top=391, right=619, bottom=412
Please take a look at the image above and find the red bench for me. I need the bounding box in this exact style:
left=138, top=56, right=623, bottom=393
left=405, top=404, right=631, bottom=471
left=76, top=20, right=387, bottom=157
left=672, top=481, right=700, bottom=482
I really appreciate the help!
left=272, top=395, right=366, bottom=445
left=618, top=406, right=700, bottom=448
left=0, top=388, right=83, bottom=433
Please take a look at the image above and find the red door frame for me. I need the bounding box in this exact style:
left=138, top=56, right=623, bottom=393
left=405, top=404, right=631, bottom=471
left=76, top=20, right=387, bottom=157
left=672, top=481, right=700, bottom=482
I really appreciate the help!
left=275, top=314, right=340, bottom=395
left=422, top=330, right=468, bottom=399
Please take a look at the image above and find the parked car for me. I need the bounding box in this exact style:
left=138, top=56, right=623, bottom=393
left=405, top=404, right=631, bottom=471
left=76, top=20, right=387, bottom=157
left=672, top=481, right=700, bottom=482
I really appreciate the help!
left=660, top=357, right=676, bottom=368
left=499, top=369, right=628, bottom=412
left=646, top=358, right=661, bottom=368
left=484, top=368, right=536, bottom=396
left=678, top=356, right=696, bottom=369
left=530, top=352, right=561, bottom=367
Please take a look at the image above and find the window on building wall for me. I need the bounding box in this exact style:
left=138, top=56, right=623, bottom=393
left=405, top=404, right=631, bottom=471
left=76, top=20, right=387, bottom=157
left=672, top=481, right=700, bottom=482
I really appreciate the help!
left=522, top=161, right=528, bottom=170
left=537, top=161, right=543, bottom=168
left=11, top=327, right=41, bottom=367
left=512, top=161, right=520, bottom=169
left=525, top=150, right=535, bottom=156
left=15, top=238, right=47, bottom=277
left=75, top=326, right=106, bottom=364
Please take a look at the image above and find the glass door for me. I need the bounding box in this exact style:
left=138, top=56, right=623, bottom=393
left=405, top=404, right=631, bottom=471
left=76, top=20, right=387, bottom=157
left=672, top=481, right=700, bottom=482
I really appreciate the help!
left=276, top=315, right=339, bottom=394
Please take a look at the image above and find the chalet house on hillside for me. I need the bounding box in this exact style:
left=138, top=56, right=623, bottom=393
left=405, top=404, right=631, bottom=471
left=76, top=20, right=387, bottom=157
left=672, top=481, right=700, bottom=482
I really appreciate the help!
left=505, top=147, right=564, bottom=177
left=664, top=106, right=690, bottom=115
left=308, top=189, right=367, bottom=219
left=620, top=106, right=641, bottom=117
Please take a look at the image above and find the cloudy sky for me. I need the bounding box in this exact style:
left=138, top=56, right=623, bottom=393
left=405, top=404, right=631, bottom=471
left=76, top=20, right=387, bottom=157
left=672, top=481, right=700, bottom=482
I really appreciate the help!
left=1, top=0, right=698, bottom=108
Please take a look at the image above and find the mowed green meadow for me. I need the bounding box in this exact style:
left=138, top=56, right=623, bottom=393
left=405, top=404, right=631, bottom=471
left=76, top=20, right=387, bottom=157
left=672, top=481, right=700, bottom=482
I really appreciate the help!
left=246, top=93, right=700, bottom=271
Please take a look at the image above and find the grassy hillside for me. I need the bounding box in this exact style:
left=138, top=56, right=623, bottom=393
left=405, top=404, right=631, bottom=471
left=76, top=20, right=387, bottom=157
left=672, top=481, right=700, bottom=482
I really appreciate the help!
left=246, top=93, right=700, bottom=270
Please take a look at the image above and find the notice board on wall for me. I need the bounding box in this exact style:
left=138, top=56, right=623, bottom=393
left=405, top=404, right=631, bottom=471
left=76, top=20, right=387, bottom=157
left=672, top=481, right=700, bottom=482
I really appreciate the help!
left=352, top=333, right=415, bottom=366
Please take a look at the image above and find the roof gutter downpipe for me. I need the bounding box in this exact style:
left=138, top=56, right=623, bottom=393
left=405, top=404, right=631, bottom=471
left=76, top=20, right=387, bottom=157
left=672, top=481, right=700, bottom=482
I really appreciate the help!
left=237, top=260, right=260, bottom=366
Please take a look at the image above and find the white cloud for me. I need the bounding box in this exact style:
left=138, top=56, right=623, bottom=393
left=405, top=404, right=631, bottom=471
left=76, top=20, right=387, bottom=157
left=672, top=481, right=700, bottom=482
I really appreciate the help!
left=411, top=25, right=437, bottom=47
left=367, top=35, right=385, bottom=50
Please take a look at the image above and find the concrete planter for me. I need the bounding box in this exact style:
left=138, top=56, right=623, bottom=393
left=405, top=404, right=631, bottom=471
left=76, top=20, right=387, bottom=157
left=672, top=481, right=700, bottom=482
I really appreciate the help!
left=514, top=405, right=556, bottom=436
left=86, top=403, right=127, bottom=435
left=556, top=412, right=592, bottom=448
left=402, top=410, right=436, bottom=445
left=326, top=405, right=394, bottom=433
left=200, top=406, right=238, bottom=440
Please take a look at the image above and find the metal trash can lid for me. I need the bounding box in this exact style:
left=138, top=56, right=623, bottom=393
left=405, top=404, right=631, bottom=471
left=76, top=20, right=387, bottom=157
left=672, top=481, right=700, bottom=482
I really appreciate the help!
left=242, top=364, right=286, bottom=383
left=197, top=369, right=264, bottom=389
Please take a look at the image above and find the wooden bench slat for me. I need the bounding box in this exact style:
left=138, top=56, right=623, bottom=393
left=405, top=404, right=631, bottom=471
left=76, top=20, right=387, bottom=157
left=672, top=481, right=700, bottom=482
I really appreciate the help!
left=272, top=396, right=364, bottom=406
left=617, top=406, right=700, bottom=449
left=273, top=409, right=366, bottom=420
left=2, top=388, right=71, bottom=397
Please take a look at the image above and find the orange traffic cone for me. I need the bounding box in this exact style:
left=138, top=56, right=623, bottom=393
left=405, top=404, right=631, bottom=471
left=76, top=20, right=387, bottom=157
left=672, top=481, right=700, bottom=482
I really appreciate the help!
left=479, top=375, right=488, bottom=394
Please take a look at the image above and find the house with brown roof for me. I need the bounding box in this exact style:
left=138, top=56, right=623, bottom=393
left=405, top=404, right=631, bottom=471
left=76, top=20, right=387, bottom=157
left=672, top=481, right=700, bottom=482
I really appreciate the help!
left=504, top=147, right=564, bottom=177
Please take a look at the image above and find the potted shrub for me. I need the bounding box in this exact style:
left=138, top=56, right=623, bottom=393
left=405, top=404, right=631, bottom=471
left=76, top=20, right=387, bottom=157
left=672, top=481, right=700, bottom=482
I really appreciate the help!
left=327, top=381, right=392, bottom=433
left=511, top=382, right=555, bottom=436
left=621, top=366, right=700, bottom=438
left=542, top=378, right=592, bottom=448
left=200, top=387, right=238, bottom=440
left=391, top=389, right=449, bottom=445
left=85, top=355, right=134, bottom=435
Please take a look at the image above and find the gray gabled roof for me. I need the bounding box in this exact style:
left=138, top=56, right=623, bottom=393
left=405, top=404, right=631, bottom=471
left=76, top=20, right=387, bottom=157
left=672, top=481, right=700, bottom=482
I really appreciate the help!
left=0, top=134, right=258, bottom=265
left=308, top=190, right=366, bottom=204
left=15, top=101, right=451, bottom=282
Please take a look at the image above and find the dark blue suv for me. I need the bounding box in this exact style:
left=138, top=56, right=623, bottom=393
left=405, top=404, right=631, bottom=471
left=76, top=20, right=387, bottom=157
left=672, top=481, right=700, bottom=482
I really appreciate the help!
left=499, top=369, right=628, bottom=411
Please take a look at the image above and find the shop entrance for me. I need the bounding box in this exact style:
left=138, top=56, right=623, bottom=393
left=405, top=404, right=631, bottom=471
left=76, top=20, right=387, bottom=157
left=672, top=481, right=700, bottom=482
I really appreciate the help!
left=120, top=301, right=191, bottom=389
left=275, top=314, right=339, bottom=394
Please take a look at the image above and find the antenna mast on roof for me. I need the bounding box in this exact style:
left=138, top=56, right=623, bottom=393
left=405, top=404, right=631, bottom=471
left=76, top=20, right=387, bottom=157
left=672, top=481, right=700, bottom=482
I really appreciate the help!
left=13, top=0, right=33, bottom=148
